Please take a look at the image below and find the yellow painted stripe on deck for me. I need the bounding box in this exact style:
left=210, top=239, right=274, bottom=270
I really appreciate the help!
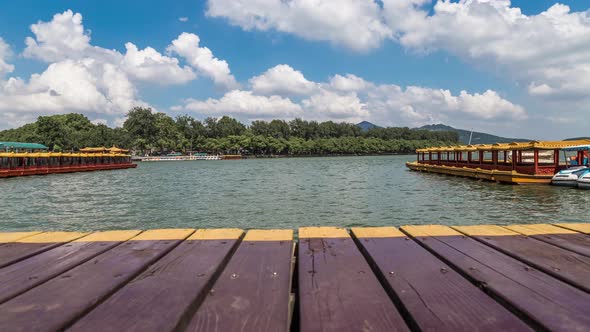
left=299, top=227, right=348, bottom=239
left=16, top=231, right=88, bottom=243
left=504, top=224, right=577, bottom=236
left=351, top=227, right=405, bottom=238
left=554, top=223, right=590, bottom=234
left=0, top=232, right=43, bottom=243
left=453, top=225, right=517, bottom=236
left=243, top=229, right=293, bottom=241
left=74, top=230, right=142, bottom=242
left=188, top=228, right=244, bottom=240
left=130, top=229, right=194, bottom=241
left=401, top=225, right=462, bottom=237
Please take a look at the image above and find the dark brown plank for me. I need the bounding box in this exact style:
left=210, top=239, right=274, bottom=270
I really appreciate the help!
left=185, top=230, right=294, bottom=332
left=298, top=227, right=409, bottom=332
left=403, top=225, right=590, bottom=332
left=69, top=229, right=243, bottom=332
left=0, top=230, right=140, bottom=304
left=0, top=229, right=194, bottom=332
left=505, top=224, right=590, bottom=257
left=0, top=231, right=88, bottom=268
left=455, top=225, right=590, bottom=292
left=352, top=227, right=530, bottom=331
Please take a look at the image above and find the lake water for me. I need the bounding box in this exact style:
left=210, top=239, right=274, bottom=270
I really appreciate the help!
left=2, top=155, right=589, bottom=231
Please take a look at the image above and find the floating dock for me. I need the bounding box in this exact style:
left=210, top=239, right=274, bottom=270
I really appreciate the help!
left=1, top=224, right=590, bottom=331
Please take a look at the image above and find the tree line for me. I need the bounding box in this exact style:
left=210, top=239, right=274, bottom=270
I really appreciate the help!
left=0, top=107, right=459, bottom=155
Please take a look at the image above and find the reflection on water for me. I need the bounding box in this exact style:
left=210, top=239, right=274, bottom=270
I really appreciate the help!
left=1, top=155, right=589, bottom=231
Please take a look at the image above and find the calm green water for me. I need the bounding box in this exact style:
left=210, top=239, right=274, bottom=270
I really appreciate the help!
left=2, top=155, right=589, bottom=231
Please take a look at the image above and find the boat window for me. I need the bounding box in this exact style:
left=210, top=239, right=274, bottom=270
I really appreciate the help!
left=0, top=157, right=7, bottom=169
left=482, top=151, right=493, bottom=162
left=538, top=150, right=555, bottom=165
left=440, top=152, right=447, bottom=161
left=470, top=152, right=479, bottom=162
left=423, top=153, right=429, bottom=161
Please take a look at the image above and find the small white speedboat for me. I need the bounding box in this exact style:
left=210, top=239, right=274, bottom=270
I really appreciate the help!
left=577, top=170, right=590, bottom=189
left=551, top=166, right=589, bottom=187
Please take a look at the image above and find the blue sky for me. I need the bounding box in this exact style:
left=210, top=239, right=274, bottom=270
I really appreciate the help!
left=0, top=1, right=589, bottom=139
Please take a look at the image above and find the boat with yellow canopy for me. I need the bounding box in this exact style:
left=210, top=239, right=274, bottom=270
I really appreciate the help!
left=0, top=144, right=136, bottom=178
left=406, top=139, right=590, bottom=184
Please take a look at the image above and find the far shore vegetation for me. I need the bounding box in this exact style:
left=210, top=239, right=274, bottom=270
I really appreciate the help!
left=0, top=108, right=459, bottom=156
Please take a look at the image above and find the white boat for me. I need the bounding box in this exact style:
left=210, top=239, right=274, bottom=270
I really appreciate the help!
left=551, top=166, right=589, bottom=187
left=140, top=153, right=221, bottom=162
left=577, top=170, right=590, bottom=189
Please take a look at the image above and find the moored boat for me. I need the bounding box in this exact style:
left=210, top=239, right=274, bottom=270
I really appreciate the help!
left=551, top=144, right=590, bottom=187
left=406, top=139, right=590, bottom=185
left=577, top=170, right=590, bottom=189
left=551, top=167, right=589, bottom=187
left=0, top=143, right=136, bottom=178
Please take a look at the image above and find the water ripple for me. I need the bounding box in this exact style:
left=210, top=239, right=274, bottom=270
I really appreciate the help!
left=2, top=155, right=589, bottom=231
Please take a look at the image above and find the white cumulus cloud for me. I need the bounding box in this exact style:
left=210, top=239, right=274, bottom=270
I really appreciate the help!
left=168, top=32, right=239, bottom=89
left=206, top=0, right=392, bottom=51
left=0, top=38, right=14, bottom=77
left=250, top=64, right=317, bottom=95
left=121, top=42, right=196, bottom=84
left=177, top=90, right=302, bottom=119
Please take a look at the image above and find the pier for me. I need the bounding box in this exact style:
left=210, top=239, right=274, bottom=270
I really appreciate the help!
left=1, top=224, right=590, bottom=331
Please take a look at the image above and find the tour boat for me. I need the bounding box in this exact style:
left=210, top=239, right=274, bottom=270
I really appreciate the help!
left=406, top=139, right=590, bottom=185
left=139, top=153, right=221, bottom=161
left=0, top=143, right=136, bottom=178
left=577, top=171, right=590, bottom=189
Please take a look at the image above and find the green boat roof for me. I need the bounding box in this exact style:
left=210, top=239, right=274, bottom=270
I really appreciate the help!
left=0, top=142, right=49, bottom=150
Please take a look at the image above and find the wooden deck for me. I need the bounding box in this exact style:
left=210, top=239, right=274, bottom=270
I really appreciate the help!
left=1, top=224, right=590, bottom=331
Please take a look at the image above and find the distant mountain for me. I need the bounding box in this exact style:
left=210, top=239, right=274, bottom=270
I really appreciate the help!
left=356, top=121, right=382, bottom=131
left=564, top=137, right=590, bottom=141
left=419, top=124, right=531, bottom=145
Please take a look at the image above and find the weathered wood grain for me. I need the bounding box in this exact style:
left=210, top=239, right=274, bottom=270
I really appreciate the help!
left=69, top=229, right=243, bottom=332
left=505, top=224, right=590, bottom=257
left=0, top=231, right=88, bottom=268
left=352, top=227, right=530, bottom=331
left=298, top=227, right=409, bottom=332
left=0, top=230, right=140, bottom=304
left=403, top=225, right=590, bottom=332
left=185, top=229, right=294, bottom=332
left=454, top=225, right=590, bottom=292
left=0, top=229, right=193, bottom=332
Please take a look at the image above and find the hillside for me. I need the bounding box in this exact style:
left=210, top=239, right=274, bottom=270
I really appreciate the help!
left=419, top=124, right=530, bottom=145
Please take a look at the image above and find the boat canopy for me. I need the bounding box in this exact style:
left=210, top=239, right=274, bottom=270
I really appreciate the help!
left=79, top=147, right=108, bottom=153
left=80, top=146, right=129, bottom=153
left=561, top=145, right=590, bottom=151
left=0, top=142, right=48, bottom=151
left=416, top=139, right=590, bottom=153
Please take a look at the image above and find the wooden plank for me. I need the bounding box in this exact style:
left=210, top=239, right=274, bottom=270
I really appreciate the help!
left=0, top=230, right=141, bottom=304
left=298, top=227, right=409, bottom=332
left=0, top=231, right=42, bottom=243
left=0, top=231, right=88, bottom=268
left=454, top=225, right=590, bottom=292
left=403, top=225, right=590, bottom=331
left=351, top=227, right=530, bottom=331
left=0, top=229, right=194, bottom=332
left=555, top=223, right=590, bottom=234
left=505, top=224, right=590, bottom=257
left=185, top=229, right=294, bottom=332
left=69, top=229, right=244, bottom=332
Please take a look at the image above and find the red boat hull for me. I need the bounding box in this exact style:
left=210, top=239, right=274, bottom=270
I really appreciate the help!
left=0, top=163, right=137, bottom=178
